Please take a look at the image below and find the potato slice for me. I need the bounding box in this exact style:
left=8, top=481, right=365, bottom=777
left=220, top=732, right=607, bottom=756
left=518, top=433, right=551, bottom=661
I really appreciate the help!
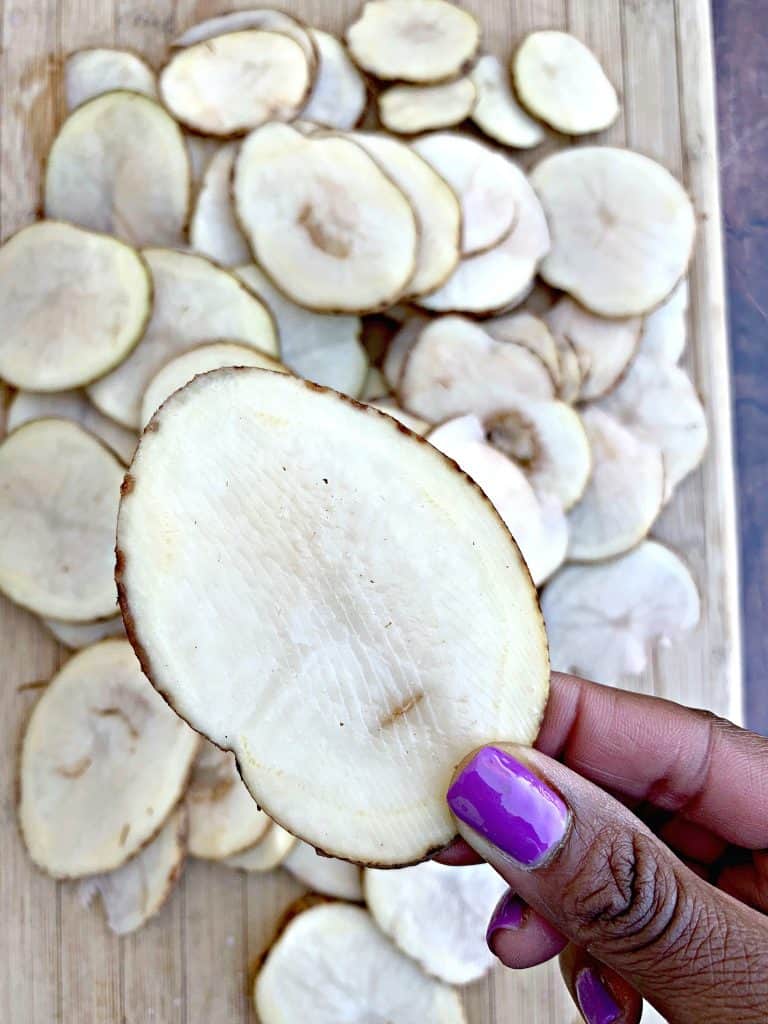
left=639, top=279, right=689, bottom=363
left=234, top=124, right=417, bottom=313
left=78, top=806, right=186, bottom=935
left=596, top=354, right=708, bottom=502
left=379, top=79, right=476, bottom=134
left=513, top=31, right=619, bottom=135
left=346, top=0, right=479, bottom=84
left=368, top=400, right=430, bottom=436
left=65, top=48, right=157, bottom=110
left=19, top=639, right=199, bottom=878
left=545, top=297, right=641, bottom=400
left=6, top=389, right=136, bottom=465
left=186, top=135, right=221, bottom=193
left=485, top=311, right=560, bottom=387
left=186, top=740, right=270, bottom=861
left=365, top=862, right=507, bottom=984
left=255, top=902, right=466, bottom=1024
left=236, top=264, right=367, bottom=397
left=382, top=315, right=429, bottom=389
left=141, top=342, right=285, bottom=428
left=0, top=222, right=150, bottom=392
left=0, top=420, right=123, bottom=621
left=190, top=143, right=250, bottom=267
left=470, top=54, right=544, bottom=149
left=45, top=615, right=125, bottom=650
left=542, top=541, right=700, bottom=681
left=301, top=29, right=366, bottom=130
left=45, top=92, right=189, bottom=248
left=116, top=370, right=548, bottom=865
left=172, top=8, right=318, bottom=73
left=554, top=332, right=583, bottom=404
left=284, top=842, right=363, bottom=901
left=532, top=147, right=696, bottom=317
left=224, top=823, right=297, bottom=872
left=88, top=249, right=277, bottom=429
left=400, top=315, right=554, bottom=423
left=568, top=408, right=664, bottom=562
left=360, top=366, right=390, bottom=402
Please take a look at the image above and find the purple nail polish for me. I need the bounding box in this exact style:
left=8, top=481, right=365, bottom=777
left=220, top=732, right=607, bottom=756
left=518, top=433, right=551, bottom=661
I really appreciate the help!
left=486, top=890, right=524, bottom=946
left=575, top=967, right=622, bottom=1024
left=446, top=747, right=568, bottom=866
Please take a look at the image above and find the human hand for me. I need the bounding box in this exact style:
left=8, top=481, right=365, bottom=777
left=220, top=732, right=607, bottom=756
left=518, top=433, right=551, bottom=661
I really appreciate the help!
left=440, top=672, right=768, bottom=1023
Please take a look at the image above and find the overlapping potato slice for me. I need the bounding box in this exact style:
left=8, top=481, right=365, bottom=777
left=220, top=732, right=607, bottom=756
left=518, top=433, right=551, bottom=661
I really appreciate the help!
left=379, top=79, right=476, bottom=134
left=224, top=823, right=297, bottom=872
left=485, top=311, right=560, bottom=387
left=284, top=842, right=363, bottom=901
left=470, top=54, right=544, bottom=149
left=19, top=640, right=198, bottom=878
left=190, top=143, right=251, bottom=267
left=382, top=315, right=429, bottom=390
left=172, top=8, right=318, bottom=74
left=360, top=366, right=390, bottom=402
left=639, top=279, right=689, bottom=363
left=65, top=48, right=157, bottom=109
left=367, top=400, right=430, bottom=435
left=553, top=332, right=583, bottom=404
left=45, top=615, right=125, bottom=650
left=301, top=29, right=366, bottom=130
left=186, top=135, right=221, bottom=192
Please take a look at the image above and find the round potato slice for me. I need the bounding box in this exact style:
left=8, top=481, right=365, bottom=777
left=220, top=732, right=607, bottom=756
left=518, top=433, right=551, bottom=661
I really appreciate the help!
left=470, top=54, right=544, bottom=149
left=513, top=31, right=619, bottom=135
left=190, top=142, right=251, bottom=267
left=639, top=279, right=689, bottom=363
left=45, top=91, right=189, bottom=248
left=116, top=370, right=549, bottom=865
left=45, top=615, right=125, bottom=650
left=0, top=222, right=150, bottom=392
left=284, top=842, right=363, bottom=901
left=65, top=48, right=157, bottom=110
left=88, top=249, right=277, bottom=429
left=19, top=639, right=199, bottom=878
left=0, top=419, right=123, bottom=621
left=532, top=147, right=696, bottom=317
left=379, top=79, right=476, bottom=134
left=255, top=902, right=466, bottom=1024
left=224, top=823, right=297, bottom=872
left=172, top=8, right=318, bottom=73
left=485, top=311, right=560, bottom=386
left=234, top=124, right=417, bottom=314
left=301, top=29, right=366, bottom=130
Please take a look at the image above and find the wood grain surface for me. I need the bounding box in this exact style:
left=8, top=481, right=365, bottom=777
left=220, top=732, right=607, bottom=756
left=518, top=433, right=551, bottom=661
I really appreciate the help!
left=0, top=1, right=741, bottom=1021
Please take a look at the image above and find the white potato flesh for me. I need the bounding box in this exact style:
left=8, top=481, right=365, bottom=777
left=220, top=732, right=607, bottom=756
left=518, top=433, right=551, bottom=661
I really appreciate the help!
left=0, top=420, right=123, bottom=621
left=382, top=315, right=429, bottom=390
left=45, top=92, right=189, bottom=248
left=45, top=615, right=125, bottom=650
left=470, top=54, right=544, bottom=149
left=6, top=389, right=136, bottom=465
left=379, top=79, right=476, bottom=134
left=236, top=264, right=367, bottom=397
left=485, top=311, right=560, bottom=386
left=234, top=124, right=417, bottom=313
left=78, top=806, right=186, bottom=935
left=141, top=342, right=285, bottom=428
left=186, top=740, right=270, bottom=860
left=301, top=29, right=366, bottom=130
left=350, top=133, right=461, bottom=297
left=0, top=222, right=150, bottom=392
left=116, top=370, right=549, bottom=865
left=360, top=366, right=390, bottom=402
left=65, top=48, right=157, bottom=110
left=368, top=400, right=430, bottom=436
left=400, top=315, right=554, bottom=423
left=225, top=823, right=297, bottom=872
left=545, top=297, right=641, bottom=400
left=284, top=842, right=363, bottom=901
left=19, top=640, right=199, bottom=878
left=255, top=902, right=466, bottom=1024
left=186, top=135, right=221, bottom=192
left=639, top=279, right=689, bottom=363
left=542, top=541, right=700, bottom=682
left=160, top=31, right=312, bottom=137
left=554, top=333, right=583, bottom=404
left=513, top=31, right=619, bottom=135
left=596, top=353, right=708, bottom=502
left=532, top=147, right=696, bottom=317
left=365, top=861, right=507, bottom=984
left=346, top=0, right=479, bottom=83
left=88, top=249, right=277, bottom=429
left=568, top=408, right=664, bottom=562
left=190, top=143, right=251, bottom=267
left=172, top=8, right=318, bottom=74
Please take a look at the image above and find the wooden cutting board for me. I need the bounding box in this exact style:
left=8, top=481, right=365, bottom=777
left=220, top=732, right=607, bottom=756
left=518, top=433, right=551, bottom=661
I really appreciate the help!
left=0, top=1, right=741, bottom=1021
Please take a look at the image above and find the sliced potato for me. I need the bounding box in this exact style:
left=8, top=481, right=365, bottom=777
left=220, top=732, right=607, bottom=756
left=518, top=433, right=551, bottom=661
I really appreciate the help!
left=639, top=279, right=689, bottom=363
left=542, top=541, right=700, bottom=681
left=513, top=31, right=619, bottom=135
left=567, top=408, right=664, bottom=562
left=88, top=249, right=277, bottom=429
left=400, top=315, right=554, bottom=423
left=116, top=369, right=549, bottom=865
left=224, top=823, right=297, bottom=872
left=368, top=400, right=430, bottom=435
left=365, top=861, right=507, bottom=984
left=379, top=79, right=476, bottom=134
left=0, top=419, right=123, bottom=621
left=553, top=332, right=583, bottom=404
left=532, top=147, right=696, bottom=317
left=78, top=806, right=186, bottom=935
left=382, top=315, right=429, bottom=390
left=186, top=134, right=221, bottom=193
left=45, top=91, right=189, bottom=248
left=284, top=842, right=363, bottom=901
left=346, top=0, right=480, bottom=84
left=485, top=311, right=560, bottom=386
left=234, top=124, right=417, bottom=314
left=301, top=29, right=366, bottom=130
left=255, top=902, right=466, bottom=1024
left=172, top=8, right=318, bottom=73
left=360, top=366, right=390, bottom=402
left=470, top=54, right=544, bottom=149
left=189, top=142, right=251, bottom=267
left=19, top=639, right=198, bottom=878
left=65, top=48, right=157, bottom=110
left=45, top=615, right=125, bottom=650
left=0, top=222, right=150, bottom=392
left=236, top=264, right=367, bottom=397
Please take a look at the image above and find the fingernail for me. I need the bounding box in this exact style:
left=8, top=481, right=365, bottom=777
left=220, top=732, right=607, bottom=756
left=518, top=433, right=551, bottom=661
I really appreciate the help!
left=575, top=967, right=622, bottom=1024
left=486, top=890, right=524, bottom=946
left=447, top=747, right=568, bottom=867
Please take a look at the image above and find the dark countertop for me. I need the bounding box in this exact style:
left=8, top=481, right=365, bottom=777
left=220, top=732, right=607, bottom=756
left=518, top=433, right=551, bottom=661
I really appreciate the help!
left=713, top=2, right=767, bottom=735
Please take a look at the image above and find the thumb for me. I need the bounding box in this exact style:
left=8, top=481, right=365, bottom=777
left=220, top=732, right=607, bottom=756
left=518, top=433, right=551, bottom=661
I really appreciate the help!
left=447, top=745, right=768, bottom=1024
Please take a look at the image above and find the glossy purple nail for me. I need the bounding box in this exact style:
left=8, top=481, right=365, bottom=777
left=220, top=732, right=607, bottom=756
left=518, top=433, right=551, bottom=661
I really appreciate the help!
left=575, top=967, right=622, bottom=1024
left=446, top=747, right=568, bottom=867
left=486, top=890, right=524, bottom=946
